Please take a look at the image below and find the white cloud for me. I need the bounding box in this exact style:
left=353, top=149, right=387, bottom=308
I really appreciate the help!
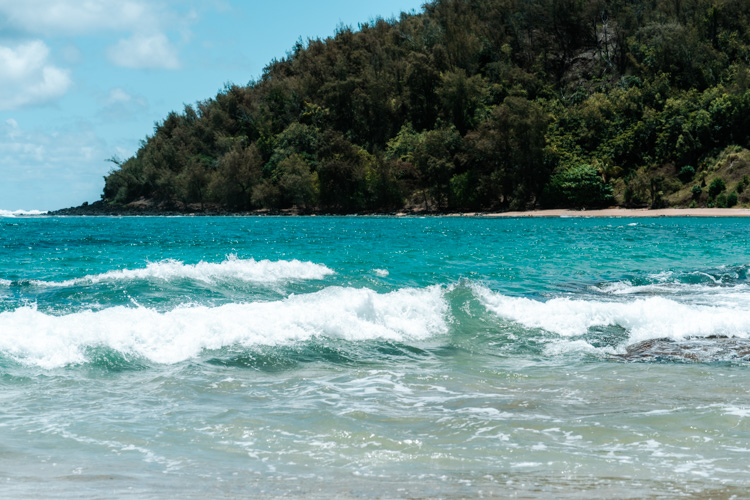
left=0, top=41, right=72, bottom=110
left=0, top=1, right=194, bottom=71
left=108, top=88, right=133, bottom=103
left=107, top=33, right=180, bottom=70
left=0, top=0, right=158, bottom=35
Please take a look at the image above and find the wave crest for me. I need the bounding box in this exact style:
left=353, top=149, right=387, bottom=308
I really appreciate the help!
left=25, top=255, right=334, bottom=287
left=0, top=286, right=448, bottom=368
left=0, top=209, right=47, bottom=217
left=474, top=284, right=750, bottom=343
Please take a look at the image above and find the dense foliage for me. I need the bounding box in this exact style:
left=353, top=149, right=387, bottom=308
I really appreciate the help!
left=103, top=0, right=750, bottom=212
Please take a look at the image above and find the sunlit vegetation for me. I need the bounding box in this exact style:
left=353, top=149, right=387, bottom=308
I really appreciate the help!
left=103, top=0, right=750, bottom=212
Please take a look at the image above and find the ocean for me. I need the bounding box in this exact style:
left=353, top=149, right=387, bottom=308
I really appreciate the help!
left=1, top=215, right=749, bottom=498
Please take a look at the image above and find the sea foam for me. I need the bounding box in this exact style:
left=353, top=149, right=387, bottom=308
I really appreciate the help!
left=596, top=267, right=750, bottom=297
left=474, top=284, right=750, bottom=343
left=0, top=285, right=448, bottom=368
left=28, top=255, right=334, bottom=287
left=0, top=209, right=47, bottom=218
left=596, top=281, right=750, bottom=296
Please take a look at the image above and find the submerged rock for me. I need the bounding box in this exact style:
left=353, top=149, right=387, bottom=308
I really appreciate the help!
left=618, top=336, right=750, bottom=362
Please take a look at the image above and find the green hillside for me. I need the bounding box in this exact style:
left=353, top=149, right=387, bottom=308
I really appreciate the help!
left=102, top=0, right=750, bottom=213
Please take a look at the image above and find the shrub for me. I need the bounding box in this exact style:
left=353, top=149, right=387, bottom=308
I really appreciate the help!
left=708, top=177, right=726, bottom=199
left=727, top=191, right=739, bottom=207
left=678, top=165, right=695, bottom=183
left=691, top=184, right=702, bottom=200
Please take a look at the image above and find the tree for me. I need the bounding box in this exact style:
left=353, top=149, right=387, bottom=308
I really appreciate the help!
left=404, top=53, right=440, bottom=130
left=210, top=143, right=263, bottom=208
left=543, top=164, right=614, bottom=208
left=411, top=127, right=462, bottom=210
left=436, top=70, right=489, bottom=135
left=317, top=132, right=370, bottom=211
left=176, top=159, right=210, bottom=210
left=277, top=154, right=318, bottom=209
left=465, top=96, right=551, bottom=208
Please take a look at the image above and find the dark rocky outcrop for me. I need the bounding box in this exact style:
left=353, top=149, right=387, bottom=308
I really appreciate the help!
left=48, top=200, right=185, bottom=216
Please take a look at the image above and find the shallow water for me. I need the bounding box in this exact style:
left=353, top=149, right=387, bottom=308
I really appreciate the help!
left=1, top=216, right=750, bottom=498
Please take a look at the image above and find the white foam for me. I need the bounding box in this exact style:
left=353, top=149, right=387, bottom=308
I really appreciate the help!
left=474, top=285, right=750, bottom=343
left=721, top=406, right=750, bottom=419
left=597, top=267, right=750, bottom=297
left=373, top=269, right=390, bottom=277
left=0, top=209, right=47, bottom=218
left=30, top=255, right=334, bottom=287
left=0, top=285, right=448, bottom=368
left=0, top=279, right=10, bottom=287
left=544, top=339, right=612, bottom=356
left=596, top=281, right=750, bottom=299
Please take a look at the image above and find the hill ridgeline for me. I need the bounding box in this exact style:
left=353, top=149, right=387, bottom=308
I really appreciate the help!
left=83, top=0, right=750, bottom=214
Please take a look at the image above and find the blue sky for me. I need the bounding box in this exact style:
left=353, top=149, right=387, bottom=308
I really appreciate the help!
left=0, top=0, right=426, bottom=211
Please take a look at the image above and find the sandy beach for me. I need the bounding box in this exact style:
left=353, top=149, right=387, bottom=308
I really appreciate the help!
left=475, top=207, right=750, bottom=218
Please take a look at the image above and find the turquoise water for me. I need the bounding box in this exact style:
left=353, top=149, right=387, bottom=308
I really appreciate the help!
left=2, top=215, right=750, bottom=498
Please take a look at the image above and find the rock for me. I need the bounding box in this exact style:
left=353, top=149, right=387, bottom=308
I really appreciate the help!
left=618, top=336, right=750, bottom=362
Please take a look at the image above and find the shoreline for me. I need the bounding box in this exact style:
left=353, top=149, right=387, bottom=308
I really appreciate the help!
left=42, top=201, right=750, bottom=218
left=471, top=207, right=750, bottom=218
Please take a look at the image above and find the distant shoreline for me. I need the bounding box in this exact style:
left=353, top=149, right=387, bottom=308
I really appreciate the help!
left=44, top=201, right=750, bottom=218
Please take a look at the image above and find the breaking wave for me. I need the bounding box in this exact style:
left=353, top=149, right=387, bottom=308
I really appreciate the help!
left=7, top=275, right=750, bottom=369
left=20, top=255, right=334, bottom=287
left=0, top=209, right=47, bottom=218
left=476, top=284, right=750, bottom=341
left=0, top=285, right=448, bottom=368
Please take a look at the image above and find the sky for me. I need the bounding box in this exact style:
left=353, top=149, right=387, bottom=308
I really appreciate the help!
left=0, top=0, right=427, bottom=211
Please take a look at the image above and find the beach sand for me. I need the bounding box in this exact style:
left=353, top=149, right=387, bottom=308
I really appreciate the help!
left=475, top=207, right=750, bottom=218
